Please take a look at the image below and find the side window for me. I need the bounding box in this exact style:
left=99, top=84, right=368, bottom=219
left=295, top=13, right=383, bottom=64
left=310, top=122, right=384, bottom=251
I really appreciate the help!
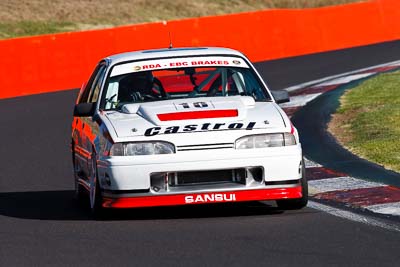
left=79, top=62, right=107, bottom=104
left=88, top=64, right=107, bottom=103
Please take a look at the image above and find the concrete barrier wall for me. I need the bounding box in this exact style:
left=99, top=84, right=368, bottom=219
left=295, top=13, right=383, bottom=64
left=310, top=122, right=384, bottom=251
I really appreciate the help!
left=0, top=0, right=399, bottom=99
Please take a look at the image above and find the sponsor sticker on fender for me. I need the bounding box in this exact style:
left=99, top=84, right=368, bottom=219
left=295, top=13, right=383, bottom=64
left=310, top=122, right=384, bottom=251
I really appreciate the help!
left=111, top=56, right=249, bottom=77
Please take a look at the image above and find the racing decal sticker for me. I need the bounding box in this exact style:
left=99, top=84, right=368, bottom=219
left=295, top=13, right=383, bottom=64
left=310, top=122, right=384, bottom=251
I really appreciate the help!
left=111, top=56, right=250, bottom=77
left=184, top=193, right=236, bottom=204
left=174, top=101, right=213, bottom=110
left=144, top=121, right=257, bottom=136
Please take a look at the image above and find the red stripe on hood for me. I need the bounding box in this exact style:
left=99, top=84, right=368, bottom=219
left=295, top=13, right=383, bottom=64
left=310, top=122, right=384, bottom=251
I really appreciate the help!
left=157, top=109, right=238, bottom=121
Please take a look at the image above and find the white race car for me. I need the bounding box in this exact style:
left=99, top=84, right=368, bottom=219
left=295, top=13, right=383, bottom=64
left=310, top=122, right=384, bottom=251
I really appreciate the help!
left=71, top=47, right=307, bottom=216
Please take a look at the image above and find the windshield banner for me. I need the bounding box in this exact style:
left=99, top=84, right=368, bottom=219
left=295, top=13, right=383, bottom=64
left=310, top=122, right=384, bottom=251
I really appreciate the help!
left=111, top=56, right=250, bottom=77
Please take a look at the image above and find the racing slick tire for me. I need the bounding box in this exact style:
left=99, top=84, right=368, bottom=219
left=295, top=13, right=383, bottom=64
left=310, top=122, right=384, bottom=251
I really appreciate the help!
left=89, top=153, right=105, bottom=219
left=276, top=159, right=308, bottom=210
left=72, top=151, right=86, bottom=203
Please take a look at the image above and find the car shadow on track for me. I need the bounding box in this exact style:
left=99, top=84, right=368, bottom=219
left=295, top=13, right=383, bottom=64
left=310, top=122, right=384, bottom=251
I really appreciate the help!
left=0, top=190, right=296, bottom=221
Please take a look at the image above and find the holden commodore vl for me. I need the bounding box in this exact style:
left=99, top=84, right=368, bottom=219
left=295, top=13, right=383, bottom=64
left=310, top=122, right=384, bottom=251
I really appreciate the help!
left=71, top=47, right=308, bottom=216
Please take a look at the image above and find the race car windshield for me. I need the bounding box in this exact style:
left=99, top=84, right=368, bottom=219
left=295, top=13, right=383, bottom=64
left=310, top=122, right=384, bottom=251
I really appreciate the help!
left=102, top=58, right=272, bottom=110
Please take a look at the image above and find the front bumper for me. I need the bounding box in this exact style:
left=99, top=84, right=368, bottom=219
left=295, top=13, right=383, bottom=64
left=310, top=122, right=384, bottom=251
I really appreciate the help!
left=96, top=145, right=303, bottom=208
left=98, top=145, right=302, bottom=187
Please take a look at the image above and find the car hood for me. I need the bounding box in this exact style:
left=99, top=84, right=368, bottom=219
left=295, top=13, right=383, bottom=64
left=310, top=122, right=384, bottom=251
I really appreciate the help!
left=103, top=96, right=287, bottom=138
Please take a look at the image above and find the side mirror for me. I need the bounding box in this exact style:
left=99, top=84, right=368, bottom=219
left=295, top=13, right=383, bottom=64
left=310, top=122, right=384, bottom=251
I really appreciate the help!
left=271, top=90, right=290, bottom=104
left=73, top=102, right=96, bottom=117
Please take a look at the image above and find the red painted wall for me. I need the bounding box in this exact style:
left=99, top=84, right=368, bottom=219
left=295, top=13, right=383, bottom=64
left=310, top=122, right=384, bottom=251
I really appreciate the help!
left=0, top=0, right=399, bottom=99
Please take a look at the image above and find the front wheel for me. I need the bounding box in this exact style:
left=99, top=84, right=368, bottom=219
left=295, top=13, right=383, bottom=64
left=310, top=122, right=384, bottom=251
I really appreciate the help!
left=73, top=152, right=86, bottom=203
left=89, top=153, right=105, bottom=218
left=276, top=159, right=308, bottom=210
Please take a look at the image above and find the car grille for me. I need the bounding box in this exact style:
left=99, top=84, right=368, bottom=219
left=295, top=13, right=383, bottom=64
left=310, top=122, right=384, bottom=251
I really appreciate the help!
left=150, top=167, right=263, bottom=192
left=170, top=169, right=246, bottom=186
left=176, top=143, right=234, bottom=151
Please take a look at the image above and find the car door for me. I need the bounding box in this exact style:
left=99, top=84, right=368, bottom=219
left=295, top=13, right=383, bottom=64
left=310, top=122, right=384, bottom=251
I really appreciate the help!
left=72, top=61, right=107, bottom=182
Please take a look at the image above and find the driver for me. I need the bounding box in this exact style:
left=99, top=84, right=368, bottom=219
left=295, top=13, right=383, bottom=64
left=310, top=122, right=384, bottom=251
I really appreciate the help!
left=118, top=71, right=159, bottom=103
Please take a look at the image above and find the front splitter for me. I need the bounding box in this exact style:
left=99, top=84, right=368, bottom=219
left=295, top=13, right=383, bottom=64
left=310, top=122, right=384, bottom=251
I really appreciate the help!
left=102, top=186, right=302, bottom=208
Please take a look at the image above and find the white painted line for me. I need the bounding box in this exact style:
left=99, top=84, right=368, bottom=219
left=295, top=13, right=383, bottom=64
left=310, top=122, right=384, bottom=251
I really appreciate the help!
left=283, top=59, right=400, bottom=92
left=308, top=201, right=400, bottom=232
left=279, top=93, right=321, bottom=108
left=315, top=73, right=374, bottom=87
left=386, top=61, right=400, bottom=67
left=304, top=157, right=322, bottom=168
left=308, top=177, right=385, bottom=193
left=366, top=202, right=400, bottom=217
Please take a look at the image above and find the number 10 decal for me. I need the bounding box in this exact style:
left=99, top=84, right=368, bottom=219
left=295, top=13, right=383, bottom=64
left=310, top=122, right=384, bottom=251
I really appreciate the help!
left=177, top=102, right=210, bottom=109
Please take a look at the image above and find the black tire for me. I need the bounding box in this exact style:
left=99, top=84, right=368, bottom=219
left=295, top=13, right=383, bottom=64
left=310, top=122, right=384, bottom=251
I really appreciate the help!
left=74, top=179, right=86, bottom=204
left=72, top=151, right=86, bottom=203
left=276, top=159, right=308, bottom=210
left=89, top=153, right=105, bottom=219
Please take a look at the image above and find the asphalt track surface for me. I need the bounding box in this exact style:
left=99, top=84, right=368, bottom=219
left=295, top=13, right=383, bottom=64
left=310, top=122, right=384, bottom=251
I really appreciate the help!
left=1, top=40, right=400, bottom=266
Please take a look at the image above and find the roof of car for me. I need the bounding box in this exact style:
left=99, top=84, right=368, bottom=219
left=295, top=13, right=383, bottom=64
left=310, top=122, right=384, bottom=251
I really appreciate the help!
left=106, top=47, right=246, bottom=64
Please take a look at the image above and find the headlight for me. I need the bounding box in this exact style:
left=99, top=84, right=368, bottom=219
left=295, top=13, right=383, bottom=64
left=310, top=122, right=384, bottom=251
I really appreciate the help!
left=110, top=142, right=175, bottom=156
left=235, top=133, right=296, bottom=149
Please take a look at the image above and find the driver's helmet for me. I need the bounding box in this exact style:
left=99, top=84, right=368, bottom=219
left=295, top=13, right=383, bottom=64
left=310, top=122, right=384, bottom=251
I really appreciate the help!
left=118, top=71, right=154, bottom=102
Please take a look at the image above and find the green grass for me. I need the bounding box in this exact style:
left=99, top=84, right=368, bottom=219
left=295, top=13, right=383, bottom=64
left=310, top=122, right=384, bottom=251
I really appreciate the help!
left=0, top=21, right=75, bottom=39
left=329, top=71, right=400, bottom=173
